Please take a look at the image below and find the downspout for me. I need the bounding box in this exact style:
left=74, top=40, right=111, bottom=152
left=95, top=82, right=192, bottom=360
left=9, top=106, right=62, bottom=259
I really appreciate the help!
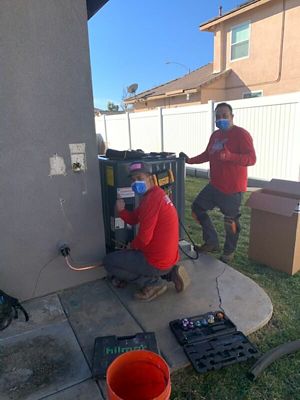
left=255, top=0, right=285, bottom=86
left=224, top=0, right=286, bottom=90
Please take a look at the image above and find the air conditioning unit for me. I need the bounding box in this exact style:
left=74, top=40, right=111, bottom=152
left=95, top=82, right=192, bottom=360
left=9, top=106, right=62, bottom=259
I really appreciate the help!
left=99, top=152, right=185, bottom=252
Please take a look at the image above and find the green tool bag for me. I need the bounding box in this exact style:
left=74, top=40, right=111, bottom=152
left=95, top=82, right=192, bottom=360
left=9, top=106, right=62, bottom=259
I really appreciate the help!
left=0, top=290, right=29, bottom=331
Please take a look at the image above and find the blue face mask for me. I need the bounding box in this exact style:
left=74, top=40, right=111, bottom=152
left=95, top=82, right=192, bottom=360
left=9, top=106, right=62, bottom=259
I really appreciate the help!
left=216, top=119, right=230, bottom=130
left=131, top=181, right=147, bottom=195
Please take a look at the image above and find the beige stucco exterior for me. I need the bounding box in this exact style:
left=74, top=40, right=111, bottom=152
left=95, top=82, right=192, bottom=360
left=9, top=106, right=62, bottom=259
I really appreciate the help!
left=206, top=0, right=300, bottom=99
left=201, top=78, right=227, bottom=104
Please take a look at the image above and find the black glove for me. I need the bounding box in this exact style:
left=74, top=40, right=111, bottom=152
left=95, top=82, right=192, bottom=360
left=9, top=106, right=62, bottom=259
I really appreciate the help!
left=179, top=152, right=189, bottom=160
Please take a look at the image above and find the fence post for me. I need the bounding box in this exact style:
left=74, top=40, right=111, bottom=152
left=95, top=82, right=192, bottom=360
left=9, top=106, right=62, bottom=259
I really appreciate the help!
left=208, top=100, right=215, bottom=134
left=296, top=95, right=300, bottom=181
left=126, top=112, right=132, bottom=150
left=103, top=115, right=108, bottom=146
left=158, top=107, right=164, bottom=151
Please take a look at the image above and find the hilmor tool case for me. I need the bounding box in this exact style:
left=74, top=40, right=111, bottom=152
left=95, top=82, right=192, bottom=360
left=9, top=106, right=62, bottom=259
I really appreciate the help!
left=169, top=311, right=260, bottom=373
left=92, top=332, right=159, bottom=379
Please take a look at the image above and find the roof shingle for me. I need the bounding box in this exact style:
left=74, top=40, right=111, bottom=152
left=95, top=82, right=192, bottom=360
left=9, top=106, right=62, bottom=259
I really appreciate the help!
left=125, top=64, right=230, bottom=103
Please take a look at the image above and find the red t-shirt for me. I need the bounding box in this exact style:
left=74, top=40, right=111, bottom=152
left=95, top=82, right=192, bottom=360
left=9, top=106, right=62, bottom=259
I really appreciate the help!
left=119, top=186, right=179, bottom=269
left=187, top=125, right=256, bottom=194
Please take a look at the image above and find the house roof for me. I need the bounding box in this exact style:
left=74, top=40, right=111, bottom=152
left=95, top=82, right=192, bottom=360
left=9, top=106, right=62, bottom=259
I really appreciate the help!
left=124, top=63, right=231, bottom=104
left=86, top=0, right=109, bottom=19
left=200, top=0, right=273, bottom=31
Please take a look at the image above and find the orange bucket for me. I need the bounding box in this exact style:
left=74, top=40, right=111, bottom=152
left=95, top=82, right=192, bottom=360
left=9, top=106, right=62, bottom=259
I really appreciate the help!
left=106, top=350, right=171, bottom=400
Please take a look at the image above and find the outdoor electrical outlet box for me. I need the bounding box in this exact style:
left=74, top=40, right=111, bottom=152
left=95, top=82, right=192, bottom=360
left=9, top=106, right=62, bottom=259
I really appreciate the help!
left=246, top=179, right=300, bottom=275
left=69, top=143, right=86, bottom=172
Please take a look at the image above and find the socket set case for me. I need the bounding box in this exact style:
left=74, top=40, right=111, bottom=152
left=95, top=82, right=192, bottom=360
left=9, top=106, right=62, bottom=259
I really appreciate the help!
left=169, top=311, right=236, bottom=345
left=169, top=311, right=260, bottom=373
left=92, top=332, right=159, bottom=378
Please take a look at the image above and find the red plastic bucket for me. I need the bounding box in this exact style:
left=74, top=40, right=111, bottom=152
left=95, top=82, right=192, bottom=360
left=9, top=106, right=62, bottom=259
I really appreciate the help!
left=106, top=350, right=171, bottom=400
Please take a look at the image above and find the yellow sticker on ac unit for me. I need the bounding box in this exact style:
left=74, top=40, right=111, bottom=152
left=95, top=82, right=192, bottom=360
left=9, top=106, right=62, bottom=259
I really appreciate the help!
left=158, top=176, right=170, bottom=186
left=106, top=166, right=114, bottom=186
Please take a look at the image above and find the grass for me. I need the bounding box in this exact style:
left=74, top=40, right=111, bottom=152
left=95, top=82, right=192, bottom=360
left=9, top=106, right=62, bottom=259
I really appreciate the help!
left=171, top=177, right=300, bottom=400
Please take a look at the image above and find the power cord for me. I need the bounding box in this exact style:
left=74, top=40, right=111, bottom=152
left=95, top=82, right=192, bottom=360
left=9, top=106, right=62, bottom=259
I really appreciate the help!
left=59, top=244, right=103, bottom=271
left=178, top=219, right=199, bottom=260
left=32, top=255, right=60, bottom=297
left=31, top=244, right=104, bottom=297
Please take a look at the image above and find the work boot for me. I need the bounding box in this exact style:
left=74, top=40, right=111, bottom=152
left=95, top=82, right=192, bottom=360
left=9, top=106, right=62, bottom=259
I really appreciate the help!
left=194, top=243, right=220, bottom=254
left=170, top=265, right=191, bottom=292
left=220, top=252, right=234, bottom=264
left=134, top=284, right=167, bottom=302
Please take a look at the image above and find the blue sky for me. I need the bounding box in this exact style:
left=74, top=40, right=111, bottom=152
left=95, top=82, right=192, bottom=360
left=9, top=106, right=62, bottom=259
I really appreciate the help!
left=88, top=0, right=242, bottom=110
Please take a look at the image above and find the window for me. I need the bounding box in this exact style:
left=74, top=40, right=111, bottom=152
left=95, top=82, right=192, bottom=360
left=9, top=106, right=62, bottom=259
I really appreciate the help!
left=231, top=22, right=250, bottom=61
left=243, top=90, right=263, bottom=99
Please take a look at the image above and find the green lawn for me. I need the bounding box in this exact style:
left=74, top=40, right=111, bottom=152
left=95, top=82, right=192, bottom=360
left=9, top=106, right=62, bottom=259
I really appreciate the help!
left=171, top=177, right=300, bottom=400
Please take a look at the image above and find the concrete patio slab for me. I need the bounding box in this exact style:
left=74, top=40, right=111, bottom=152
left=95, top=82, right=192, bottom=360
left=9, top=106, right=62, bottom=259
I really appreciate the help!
left=107, top=254, right=273, bottom=371
left=0, top=294, right=66, bottom=340
left=0, top=256, right=273, bottom=400
left=58, top=279, right=143, bottom=368
left=42, top=380, right=104, bottom=400
left=217, top=266, right=273, bottom=334
left=0, top=321, right=91, bottom=400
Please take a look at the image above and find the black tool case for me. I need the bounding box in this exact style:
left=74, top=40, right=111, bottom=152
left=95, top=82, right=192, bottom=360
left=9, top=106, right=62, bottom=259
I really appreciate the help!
left=92, top=332, right=159, bottom=379
left=170, top=311, right=237, bottom=345
left=169, top=311, right=260, bottom=373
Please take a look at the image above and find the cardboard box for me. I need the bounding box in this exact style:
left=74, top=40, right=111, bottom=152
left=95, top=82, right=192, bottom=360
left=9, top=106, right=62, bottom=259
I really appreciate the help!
left=246, top=179, right=300, bottom=275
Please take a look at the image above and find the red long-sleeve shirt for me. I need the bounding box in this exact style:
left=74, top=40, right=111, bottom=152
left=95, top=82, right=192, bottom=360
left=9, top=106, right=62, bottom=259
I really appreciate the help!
left=119, top=186, right=179, bottom=270
left=187, top=125, right=256, bottom=194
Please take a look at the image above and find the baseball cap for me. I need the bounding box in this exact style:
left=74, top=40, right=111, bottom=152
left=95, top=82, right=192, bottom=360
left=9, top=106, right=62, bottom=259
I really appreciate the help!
left=128, top=162, right=151, bottom=176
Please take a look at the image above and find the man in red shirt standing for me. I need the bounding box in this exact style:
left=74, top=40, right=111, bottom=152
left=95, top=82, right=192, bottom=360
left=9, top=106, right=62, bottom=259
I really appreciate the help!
left=103, top=161, right=190, bottom=302
left=180, top=103, right=256, bottom=263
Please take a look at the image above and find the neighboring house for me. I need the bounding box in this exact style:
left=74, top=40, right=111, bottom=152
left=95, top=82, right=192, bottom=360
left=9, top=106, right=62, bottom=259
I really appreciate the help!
left=125, top=0, right=300, bottom=111
left=124, top=64, right=231, bottom=111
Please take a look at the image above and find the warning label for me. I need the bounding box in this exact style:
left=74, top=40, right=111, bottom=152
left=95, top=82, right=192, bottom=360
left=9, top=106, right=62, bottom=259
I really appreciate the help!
left=117, top=187, right=135, bottom=199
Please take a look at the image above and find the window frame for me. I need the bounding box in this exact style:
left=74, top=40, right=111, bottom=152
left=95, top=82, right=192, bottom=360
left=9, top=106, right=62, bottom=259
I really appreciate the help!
left=230, top=21, right=251, bottom=62
left=242, top=90, right=263, bottom=99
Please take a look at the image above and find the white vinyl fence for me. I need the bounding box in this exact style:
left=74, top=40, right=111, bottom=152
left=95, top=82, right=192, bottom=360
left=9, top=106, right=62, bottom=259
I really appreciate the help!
left=95, top=92, right=300, bottom=182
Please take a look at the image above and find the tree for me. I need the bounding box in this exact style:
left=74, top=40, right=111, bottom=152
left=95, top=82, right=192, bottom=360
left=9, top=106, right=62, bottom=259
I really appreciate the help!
left=107, top=101, right=119, bottom=112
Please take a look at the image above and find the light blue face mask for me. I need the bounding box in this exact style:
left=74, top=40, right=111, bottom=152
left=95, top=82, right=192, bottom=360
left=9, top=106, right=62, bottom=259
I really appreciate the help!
left=216, top=119, right=230, bottom=130
left=131, top=180, right=147, bottom=195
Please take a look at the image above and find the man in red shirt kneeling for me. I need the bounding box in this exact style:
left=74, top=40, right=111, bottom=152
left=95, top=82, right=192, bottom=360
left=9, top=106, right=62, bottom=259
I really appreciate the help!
left=103, top=161, right=190, bottom=302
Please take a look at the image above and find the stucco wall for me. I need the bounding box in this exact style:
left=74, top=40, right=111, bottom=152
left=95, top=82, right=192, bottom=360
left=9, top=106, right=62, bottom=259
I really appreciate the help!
left=201, top=78, right=227, bottom=103
left=0, top=0, right=106, bottom=300
left=213, top=0, right=300, bottom=99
